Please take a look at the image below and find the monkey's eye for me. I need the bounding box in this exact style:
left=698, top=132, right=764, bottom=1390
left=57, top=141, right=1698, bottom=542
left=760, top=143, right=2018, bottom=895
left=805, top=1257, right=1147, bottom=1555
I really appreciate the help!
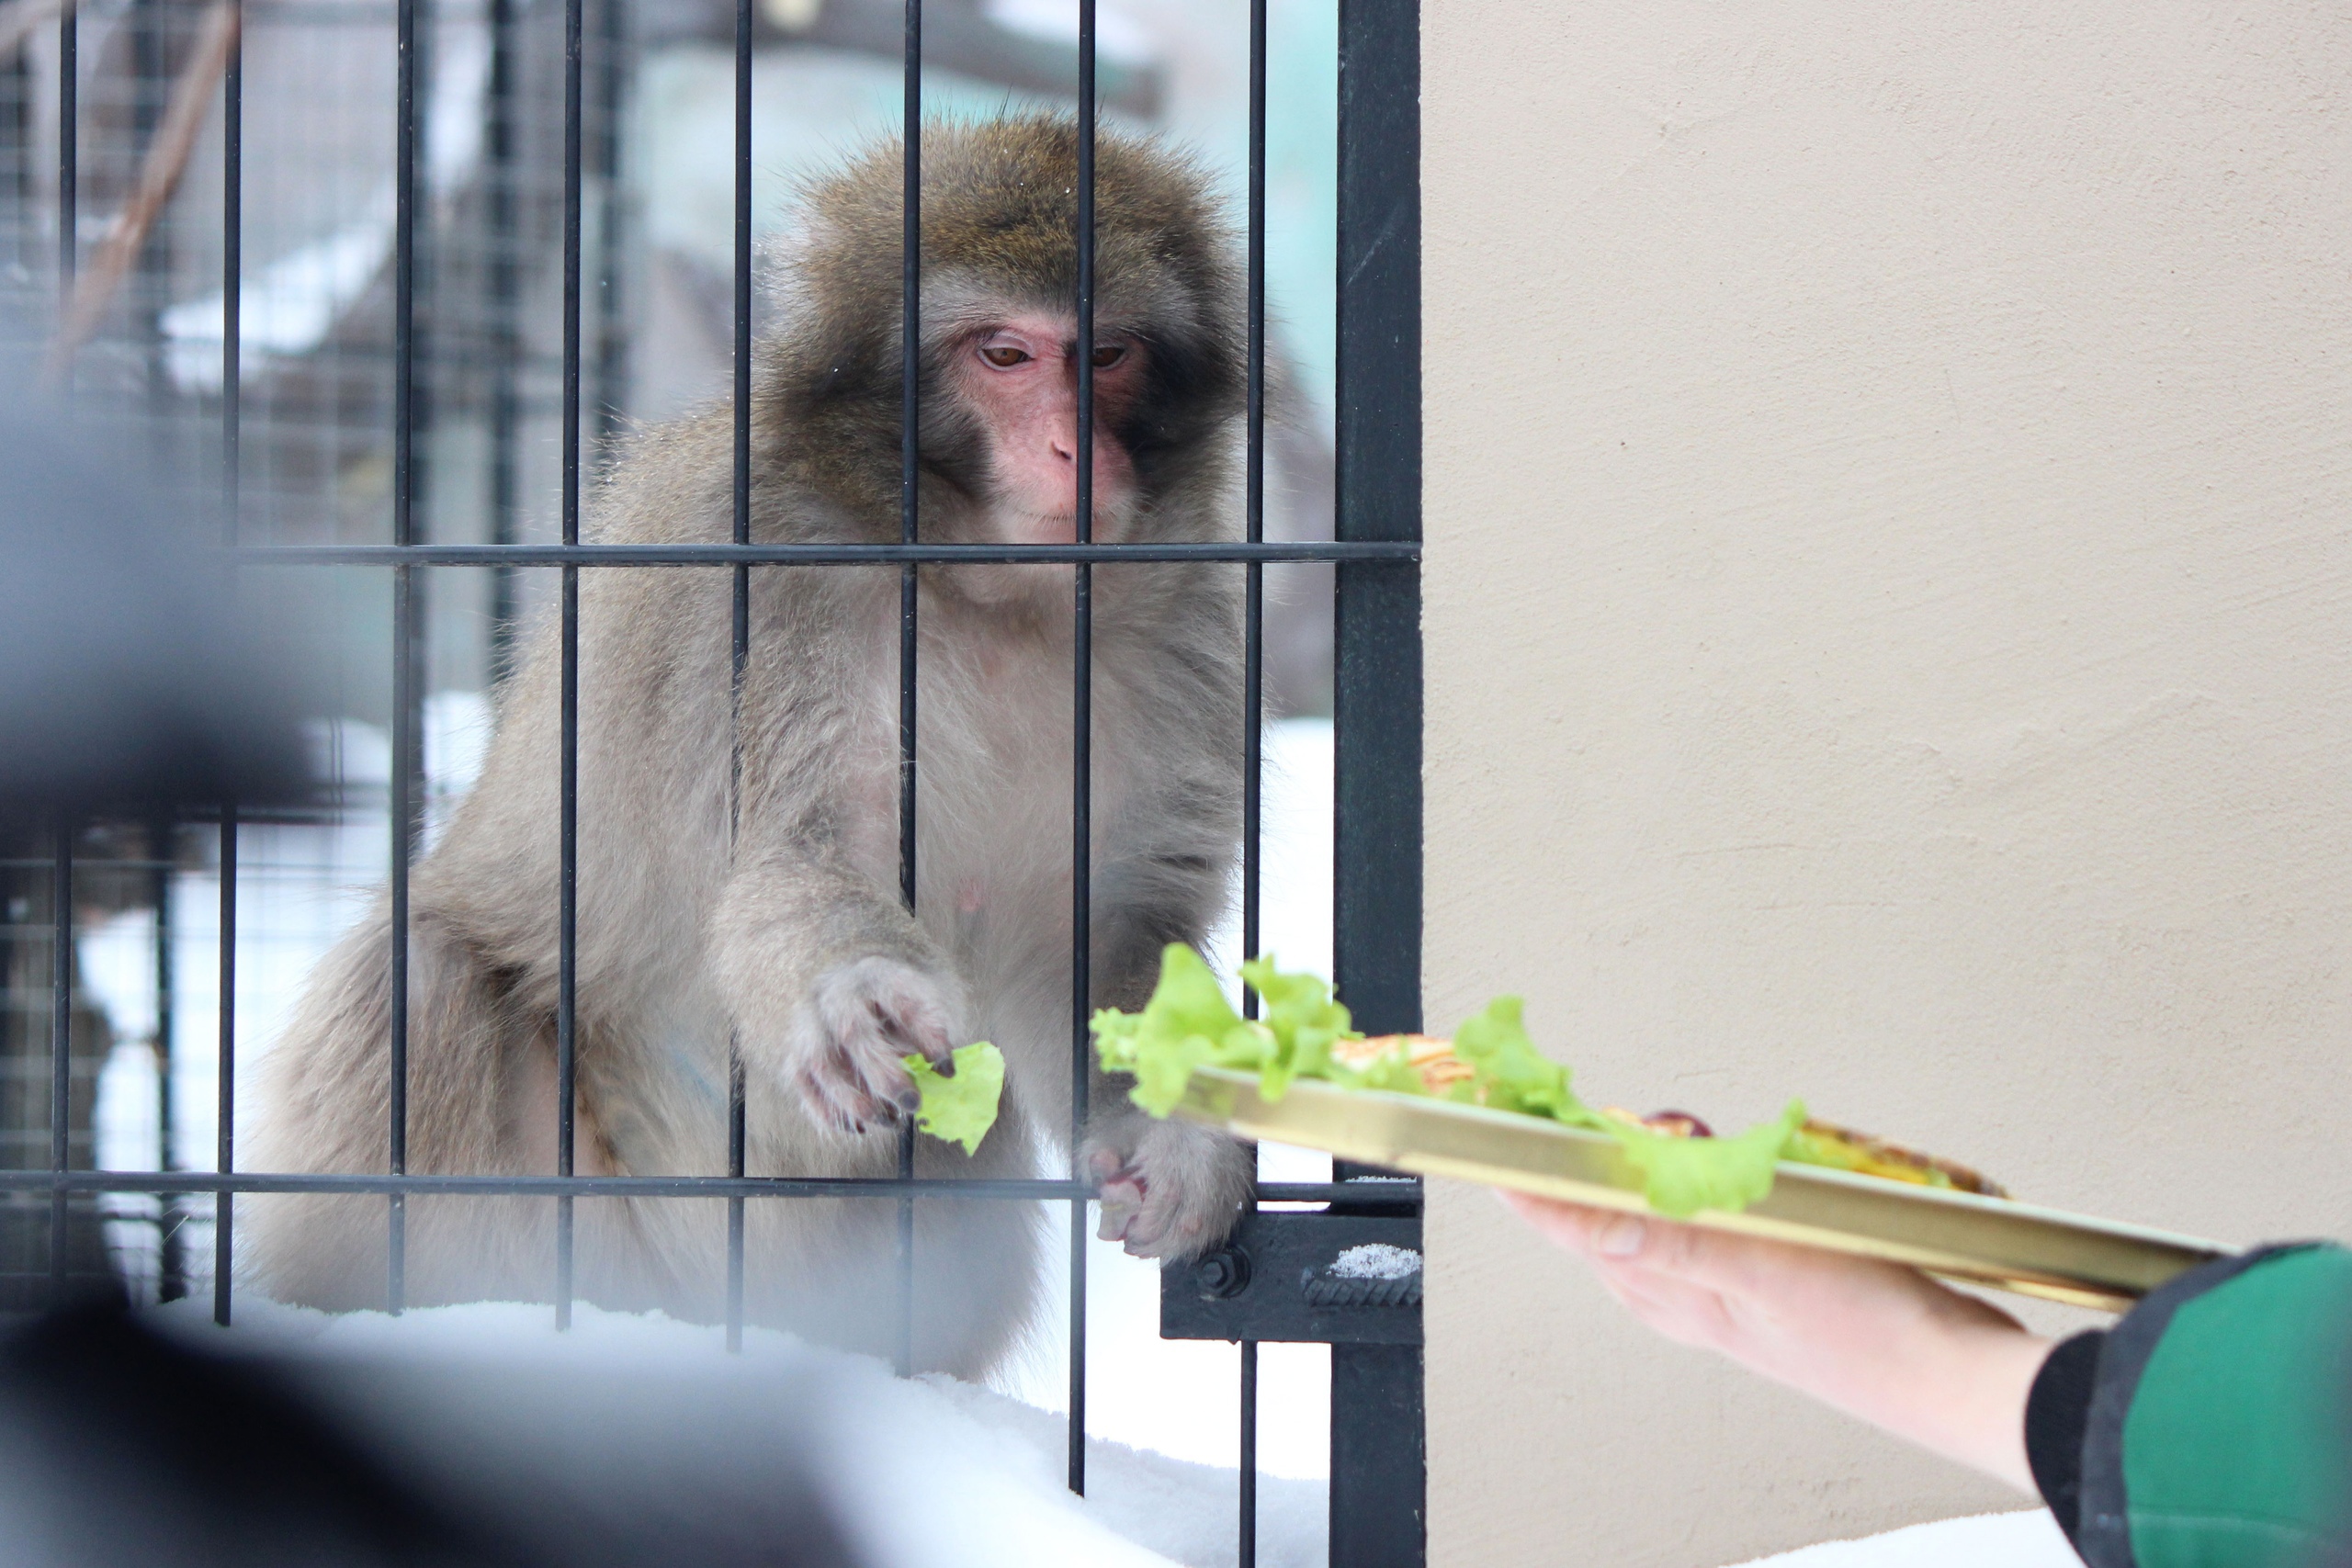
left=978, top=344, right=1031, bottom=368
left=1091, top=344, right=1128, bottom=368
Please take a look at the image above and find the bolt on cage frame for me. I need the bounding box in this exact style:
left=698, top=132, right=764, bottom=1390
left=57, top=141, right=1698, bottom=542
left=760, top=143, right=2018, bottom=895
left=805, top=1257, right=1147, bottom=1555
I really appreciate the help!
left=7, top=1, right=1423, bottom=1562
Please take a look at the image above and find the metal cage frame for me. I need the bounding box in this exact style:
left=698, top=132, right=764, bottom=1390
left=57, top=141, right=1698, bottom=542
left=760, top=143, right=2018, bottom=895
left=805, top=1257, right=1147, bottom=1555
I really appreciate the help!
left=7, top=2, right=1423, bottom=1562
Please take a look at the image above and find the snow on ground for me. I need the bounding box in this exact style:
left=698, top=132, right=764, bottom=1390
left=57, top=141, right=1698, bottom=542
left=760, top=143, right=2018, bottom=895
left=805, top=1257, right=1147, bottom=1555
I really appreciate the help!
left=1721, top=1510, right=2079, bottom=1568
left=158, top=1296, right=1324, bottom=1568
left=159, top=1292, right=2077, bottom=1568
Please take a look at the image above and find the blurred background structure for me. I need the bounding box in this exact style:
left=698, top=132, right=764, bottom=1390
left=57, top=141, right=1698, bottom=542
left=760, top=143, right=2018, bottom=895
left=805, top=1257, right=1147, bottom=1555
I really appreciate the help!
left=0, top=0, right=1347, bottom=1479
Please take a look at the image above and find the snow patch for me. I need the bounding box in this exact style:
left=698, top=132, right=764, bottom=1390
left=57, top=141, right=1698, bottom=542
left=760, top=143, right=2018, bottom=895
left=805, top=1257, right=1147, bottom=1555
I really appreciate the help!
left=162, top=1298, right=1325, bottom=1568
left=1329, top=1244, right=1420, bottom=1281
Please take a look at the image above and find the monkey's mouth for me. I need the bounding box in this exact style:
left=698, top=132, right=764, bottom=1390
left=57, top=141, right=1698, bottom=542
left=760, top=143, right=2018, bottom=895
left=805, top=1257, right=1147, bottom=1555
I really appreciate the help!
left=1002, top=503, right=1125, bottom=548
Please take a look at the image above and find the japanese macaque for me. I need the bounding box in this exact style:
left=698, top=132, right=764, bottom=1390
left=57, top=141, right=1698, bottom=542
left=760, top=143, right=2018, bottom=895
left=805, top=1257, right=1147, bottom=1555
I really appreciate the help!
left=248, top=118, right=1257, bottom=1376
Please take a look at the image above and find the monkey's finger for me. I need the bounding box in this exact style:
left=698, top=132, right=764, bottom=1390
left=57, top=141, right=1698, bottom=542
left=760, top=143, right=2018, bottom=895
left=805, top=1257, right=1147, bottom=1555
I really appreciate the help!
left=872, top=999, right=956, bottom=1069
left=1095, top=1174, right=1148, bottom=1243
left=855, top=1050, right=922, bottom=1116
left=797, top=1059, right=895, bottom=1136
left=793, top=1069, right=858, bottom=1134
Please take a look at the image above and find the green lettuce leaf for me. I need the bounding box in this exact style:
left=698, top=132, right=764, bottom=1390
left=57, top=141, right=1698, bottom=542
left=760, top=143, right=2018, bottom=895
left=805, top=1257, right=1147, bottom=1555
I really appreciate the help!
left=903, top=1041, right=1007, bottom=1156
left=1238, top=954, right=1360, bottom=1101
left=1329, top=1038, right=1431, bottom=1097
left=1604, top=1100, right=1808, bottom=1219
left=1450, top=997, right=1606, bottom=1128
left=1090, top=944, right=1273, bottom=1116
left=1091, top=950, right=1814, bottom=1219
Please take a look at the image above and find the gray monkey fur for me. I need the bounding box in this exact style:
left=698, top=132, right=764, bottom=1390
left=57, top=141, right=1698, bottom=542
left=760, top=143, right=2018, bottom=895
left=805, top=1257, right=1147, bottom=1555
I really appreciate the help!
left=246, top=118, right=1259, bottom=1377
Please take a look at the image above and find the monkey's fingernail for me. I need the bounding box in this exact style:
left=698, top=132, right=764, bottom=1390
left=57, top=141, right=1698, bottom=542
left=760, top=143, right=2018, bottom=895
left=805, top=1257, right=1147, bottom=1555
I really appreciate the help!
left=897, top=1089, right=921, bottom=1113
left=933, top=1055, right=956, bottom=1078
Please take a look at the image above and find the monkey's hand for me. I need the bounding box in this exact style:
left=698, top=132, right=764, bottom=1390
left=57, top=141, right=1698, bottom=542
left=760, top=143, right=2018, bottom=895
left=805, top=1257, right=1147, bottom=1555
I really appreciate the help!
left=1083, top=1116, right=1255, bottom=1260
left=788, top=956, right=961, bottom=1135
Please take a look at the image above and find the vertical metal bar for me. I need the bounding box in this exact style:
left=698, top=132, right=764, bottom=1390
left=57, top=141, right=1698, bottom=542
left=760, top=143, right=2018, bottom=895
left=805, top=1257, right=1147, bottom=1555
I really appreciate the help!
left=213, top=807, right=236, bottom=1325
left=1239, top=1338, right=1260, bottom=1568
left=131, top=0, right=164, bottom=406
left=1330, top=3, right=1421, bottom=1029
left=56, top=0, right=73, bottom=301
left=1238, top=6, right=1266, bottom=1559
left=49, top=818, right=73, bottom=1303
left=731, top=0, right=750, bottom=537
left=1329, top=5, right=1425, bottom=1563
left=893, top=0, right=922, bottom=1382
left=485, top=0, right=517, bottom=669
left=722, top=0, right=752, bottom=1358
left=222, top=0, right=240, bottom=508
left=215, top=32, right=239, bottom=1315
left=3, top=33, right=24, bottom=275
left=154, top=825, right=182, bottom=1300
left=593, top=0, right=625, bottom=451
left=1330, top=1344, right=1426, bottom=1567
left=1241, top=0, right=1265, bottom=1004
left=1066, top=0, right=1096, bottom=1499
left=555, top=0, right=584, bottom=1330
left=389, top=0, right=420, bottom=1315
left=725, top=1054, right=744, bottom=1349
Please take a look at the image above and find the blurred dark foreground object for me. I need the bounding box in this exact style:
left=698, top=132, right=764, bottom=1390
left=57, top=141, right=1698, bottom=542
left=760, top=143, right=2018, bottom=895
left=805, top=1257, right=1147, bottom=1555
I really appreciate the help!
left=0, top=411, right=311, bottom=819
left=0, top=1304, right=861, bottom=1568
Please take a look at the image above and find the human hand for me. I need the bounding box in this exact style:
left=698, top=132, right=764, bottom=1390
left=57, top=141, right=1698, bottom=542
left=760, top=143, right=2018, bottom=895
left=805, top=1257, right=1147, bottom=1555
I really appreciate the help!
left=1499, top=1190, right=2052, bottom=1493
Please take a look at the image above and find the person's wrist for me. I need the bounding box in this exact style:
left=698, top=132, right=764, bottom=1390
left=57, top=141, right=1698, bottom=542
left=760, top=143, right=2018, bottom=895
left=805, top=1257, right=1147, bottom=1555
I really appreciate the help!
left=1879, top=1297, right=2050, bottom=1494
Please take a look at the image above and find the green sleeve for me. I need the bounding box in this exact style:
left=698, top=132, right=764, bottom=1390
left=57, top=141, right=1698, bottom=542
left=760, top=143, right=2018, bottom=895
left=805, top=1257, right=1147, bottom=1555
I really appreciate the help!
left=2077, top=1242, right=2352, bottom=1568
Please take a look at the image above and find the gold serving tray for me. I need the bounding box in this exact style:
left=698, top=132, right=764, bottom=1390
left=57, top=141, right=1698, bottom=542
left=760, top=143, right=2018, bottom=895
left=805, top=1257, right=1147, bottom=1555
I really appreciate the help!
left=1175, top=1066, right=2228, bottom=1312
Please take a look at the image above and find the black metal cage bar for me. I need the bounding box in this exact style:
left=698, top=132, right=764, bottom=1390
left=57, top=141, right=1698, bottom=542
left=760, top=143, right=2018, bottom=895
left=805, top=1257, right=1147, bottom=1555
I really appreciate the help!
left=1331, top=5, right=1426, bottom=1564
left=895, top=0, right=922, bottom=1391
left=15, top=1, right=1427, bottom=1562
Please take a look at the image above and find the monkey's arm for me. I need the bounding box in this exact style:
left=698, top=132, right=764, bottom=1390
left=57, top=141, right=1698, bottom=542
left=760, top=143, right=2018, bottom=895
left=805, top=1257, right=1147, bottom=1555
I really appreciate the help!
left=707, top=845, right=965, bottom=1136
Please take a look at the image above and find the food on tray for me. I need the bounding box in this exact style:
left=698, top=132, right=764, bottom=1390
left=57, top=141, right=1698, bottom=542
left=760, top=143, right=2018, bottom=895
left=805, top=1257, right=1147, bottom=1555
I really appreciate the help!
left=1091, top=945, right=2006, bottom=1218
left=1334, top=1039, right=2008, bottom=1198
left=1781, top=1119, right=2007, bottom=1197
left=901, top=1041, right=1007, bottom=1155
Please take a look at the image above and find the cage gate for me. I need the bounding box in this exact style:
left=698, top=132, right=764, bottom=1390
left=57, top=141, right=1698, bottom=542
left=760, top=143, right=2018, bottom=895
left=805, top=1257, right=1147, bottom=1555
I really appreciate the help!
left=2, top=1, right=1425, bottom=1563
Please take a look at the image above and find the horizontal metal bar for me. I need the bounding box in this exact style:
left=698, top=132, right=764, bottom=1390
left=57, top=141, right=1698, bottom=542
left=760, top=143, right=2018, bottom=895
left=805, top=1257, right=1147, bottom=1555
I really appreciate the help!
left=4, top=1171, right=1087, bottom=1200
left=0, top=1172, right=1419, bottom=1206
left=1262, top=1180, right=1422, bottom=1208
left=230, top=541, right=1420, bottom=568
left=1162, top=1212, right=1424, bottom=1346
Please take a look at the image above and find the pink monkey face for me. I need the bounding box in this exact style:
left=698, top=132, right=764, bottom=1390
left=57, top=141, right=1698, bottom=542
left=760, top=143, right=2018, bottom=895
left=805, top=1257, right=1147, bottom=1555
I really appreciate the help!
left=948, top=312, right=1146, bottom=544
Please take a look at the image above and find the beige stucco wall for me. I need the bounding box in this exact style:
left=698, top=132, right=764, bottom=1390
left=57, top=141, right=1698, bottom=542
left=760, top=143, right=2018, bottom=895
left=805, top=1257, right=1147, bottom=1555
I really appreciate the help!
left=1421, top=3, right=2352, bottom=1563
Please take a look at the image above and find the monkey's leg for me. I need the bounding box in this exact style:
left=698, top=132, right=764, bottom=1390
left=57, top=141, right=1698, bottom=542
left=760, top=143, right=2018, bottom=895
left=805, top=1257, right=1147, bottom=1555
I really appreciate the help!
left=731, top=1091, right=1043, bottom=1378
left=247, top=909, right=564, bottom=1311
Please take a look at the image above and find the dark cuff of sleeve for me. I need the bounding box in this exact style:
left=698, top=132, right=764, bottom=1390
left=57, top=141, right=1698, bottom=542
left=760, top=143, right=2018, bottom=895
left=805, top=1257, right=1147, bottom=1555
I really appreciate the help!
left=2026, top=1329, right=2105, bottom=1555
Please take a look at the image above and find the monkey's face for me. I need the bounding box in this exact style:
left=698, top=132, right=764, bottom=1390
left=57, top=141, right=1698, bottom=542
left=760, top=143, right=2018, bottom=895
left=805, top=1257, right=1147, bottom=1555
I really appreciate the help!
left=949, top=310, right=1146, bottom=545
